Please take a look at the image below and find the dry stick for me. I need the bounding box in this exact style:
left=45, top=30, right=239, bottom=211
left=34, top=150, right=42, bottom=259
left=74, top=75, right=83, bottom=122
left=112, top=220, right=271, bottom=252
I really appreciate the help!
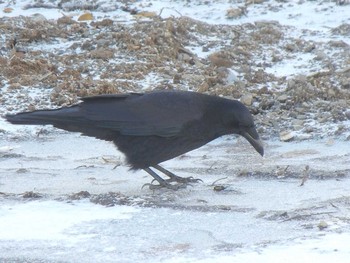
left=159, top=7, right=182, bottom=17
left=38, top=72, right=53, bottom=81
left=300, top=165, right=310, bottom=186
left=211, top=177, right=228, bottom=186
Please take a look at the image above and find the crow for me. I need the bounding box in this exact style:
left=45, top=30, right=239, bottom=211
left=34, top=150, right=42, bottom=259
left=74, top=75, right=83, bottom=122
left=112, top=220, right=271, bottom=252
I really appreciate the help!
left=5, top=90, right=264, bottom=189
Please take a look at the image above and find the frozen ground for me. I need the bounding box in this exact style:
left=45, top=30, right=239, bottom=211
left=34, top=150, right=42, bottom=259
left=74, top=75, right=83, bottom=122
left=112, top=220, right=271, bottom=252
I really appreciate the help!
left=1, top=130, right=350, bottom=262
left=1, top=0, right=350, bottom=262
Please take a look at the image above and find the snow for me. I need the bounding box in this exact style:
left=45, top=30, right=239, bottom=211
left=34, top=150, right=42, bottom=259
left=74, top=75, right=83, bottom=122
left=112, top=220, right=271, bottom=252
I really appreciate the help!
left=0, top=201, right=136, bottom=240
left=265, top=52, right=318, bottom=77
left=1, top=132, right=350, bottom=262
left=1, top=0, right=350, bottom=262
left=1, top=192, right=349, bottom=262
left=168, top=233, right=350, bottom=263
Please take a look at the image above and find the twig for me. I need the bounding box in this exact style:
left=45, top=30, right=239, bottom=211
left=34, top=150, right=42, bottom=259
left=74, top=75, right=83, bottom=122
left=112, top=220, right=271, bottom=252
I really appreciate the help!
left=211, top=177, right=228, bottom=186
left=38, top=72, right=53, bottom=81
left=300, top=165, right=310, bottom=186
left=159, top=7, right=182, bottom=17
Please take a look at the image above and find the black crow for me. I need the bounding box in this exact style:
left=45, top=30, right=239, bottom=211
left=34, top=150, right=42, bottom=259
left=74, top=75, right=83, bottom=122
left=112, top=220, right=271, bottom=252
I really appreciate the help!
left=5, top=91, right=264, bottom=189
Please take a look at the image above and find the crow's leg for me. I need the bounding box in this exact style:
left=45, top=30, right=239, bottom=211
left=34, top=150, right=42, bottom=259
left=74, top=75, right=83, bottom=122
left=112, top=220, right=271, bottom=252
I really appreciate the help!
left=152, top=164, right=202, bottom=184
left=142, top=168, right=186, bottom=190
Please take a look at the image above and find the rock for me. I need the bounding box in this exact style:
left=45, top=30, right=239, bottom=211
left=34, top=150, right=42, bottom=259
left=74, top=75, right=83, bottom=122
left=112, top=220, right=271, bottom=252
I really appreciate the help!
left=327, top=88, right=336, bottom=97
left=257, top=86, right=269, bottom=95
left=318, top=117, right=328, bottom=123
left=303, top=43, right=316, bottom=52
left=226, top=7, right=245, bottom=19
left=30, top=13, right=47, bottom=23
left=314, top=51, right=326, bottom=61
left=329, top=40, right=349, bottom=48
left=293, top=125, right=303, bottom=131
left=208, top=52, right=233, bottom=68
left=287, top=79, right=296, bottom=89
left=317, top=221, right=328, bottom=230
left=341, top=78, right=350, bottom=89
left=3, top=7, right=13, bottom=13
left=260, top=97, right=275, bottom=110
left=69, top=191, right=91, bottom=200
left=90, top=48, right=114, bottom=60
left=173, top=74, right=181, bottom=84
left=304, top=126, right=314, bottom=133
left=271, top=53, right=282, bottom=62
left=22, top=191, right=42, bottom=199
left=296, top=114, right=306, bottom=120
left=331, top=23, right=350, bottom=35
left=277, top=94, right=288, bottom=103
left=279, top=131, right=294, bottom=142
left=345, top=110, right=350, bottom=120
left=78, top=12, right=94, bottom=21
left=57, top=15, right=77, bottom=25
left=178, top=53, right=192, bottom=63
left=301, top=102, right=310, bottom=108
left=292, top=119, right=304, bottom=126
left=285, top=43, right=298, bottom=52
left=241, top=93, right=253, bottom=106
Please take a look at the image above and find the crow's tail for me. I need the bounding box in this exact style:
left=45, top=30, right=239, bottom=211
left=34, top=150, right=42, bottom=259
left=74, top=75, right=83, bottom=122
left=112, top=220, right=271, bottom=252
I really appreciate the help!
left=5, top=106, right=116, bottom=141
left=5, top=106, right=80, bottom=126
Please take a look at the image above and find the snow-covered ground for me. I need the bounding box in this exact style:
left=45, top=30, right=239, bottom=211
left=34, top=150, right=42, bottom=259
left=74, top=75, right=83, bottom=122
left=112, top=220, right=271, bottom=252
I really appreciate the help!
left=1, top=0, right=350, bottom=262
left=1, top=132, right=350, bottom=262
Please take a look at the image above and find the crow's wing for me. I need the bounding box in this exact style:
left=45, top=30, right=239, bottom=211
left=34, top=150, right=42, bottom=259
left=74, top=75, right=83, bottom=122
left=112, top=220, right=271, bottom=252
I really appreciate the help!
left=80, top=92, right=204, bottom=137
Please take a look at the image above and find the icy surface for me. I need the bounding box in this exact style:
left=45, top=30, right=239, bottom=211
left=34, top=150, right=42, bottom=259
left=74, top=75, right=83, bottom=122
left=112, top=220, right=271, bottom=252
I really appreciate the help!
left=1, top=131, right=350, bottom=262
left=1, top=0, right=350, bottom=262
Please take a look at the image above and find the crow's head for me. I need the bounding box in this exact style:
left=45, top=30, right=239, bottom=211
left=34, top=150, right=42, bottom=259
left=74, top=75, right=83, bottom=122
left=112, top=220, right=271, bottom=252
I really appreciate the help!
left=222, top=101, right=264, bottom=156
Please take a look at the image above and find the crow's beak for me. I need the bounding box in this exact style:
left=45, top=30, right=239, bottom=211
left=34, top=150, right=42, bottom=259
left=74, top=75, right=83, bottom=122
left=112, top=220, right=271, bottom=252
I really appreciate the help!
left=241, top=127, right=264, bottom=156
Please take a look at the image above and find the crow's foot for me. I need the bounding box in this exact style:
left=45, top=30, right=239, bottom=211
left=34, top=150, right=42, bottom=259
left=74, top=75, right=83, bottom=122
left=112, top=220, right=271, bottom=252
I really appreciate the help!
left=143, top=166, right=201, bottom=191
left=152, top=164, right=202, bottom=184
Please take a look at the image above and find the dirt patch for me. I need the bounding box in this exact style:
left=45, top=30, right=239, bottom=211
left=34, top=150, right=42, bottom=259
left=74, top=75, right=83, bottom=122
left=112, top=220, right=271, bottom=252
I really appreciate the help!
left=0, top=5, right=350, bottom=141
